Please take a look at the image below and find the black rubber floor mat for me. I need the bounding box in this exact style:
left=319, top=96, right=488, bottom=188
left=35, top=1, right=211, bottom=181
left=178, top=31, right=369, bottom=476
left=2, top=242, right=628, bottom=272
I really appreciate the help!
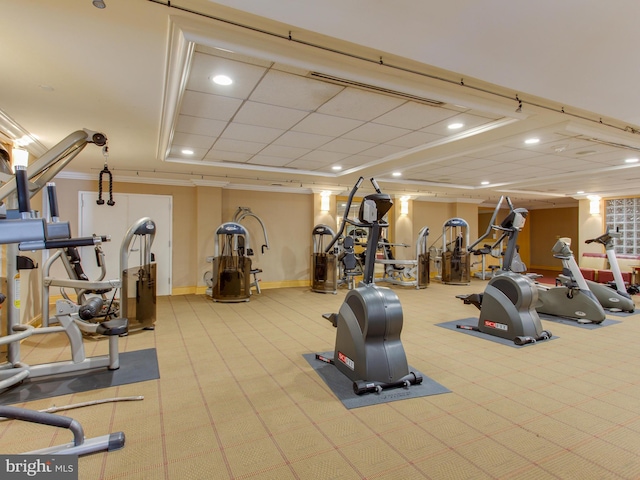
left=0, top=348, right=159, bottom=405
left=304, top=352, right=449, bottom=409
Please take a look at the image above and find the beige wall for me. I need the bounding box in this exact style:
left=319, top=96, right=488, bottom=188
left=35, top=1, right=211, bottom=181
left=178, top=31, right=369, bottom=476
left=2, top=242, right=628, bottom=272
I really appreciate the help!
left=54, top=178, right=631, bottom=295
left=221, top=189, right=313, bottom=286
left=52, top=179, right=315, bottom=292
left=529, top=207, right=578, bottom=271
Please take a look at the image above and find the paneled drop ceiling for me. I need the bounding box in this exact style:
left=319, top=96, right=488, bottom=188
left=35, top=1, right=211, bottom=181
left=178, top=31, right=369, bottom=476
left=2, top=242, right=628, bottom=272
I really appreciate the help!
left=169, top=46, right=503, bottom=176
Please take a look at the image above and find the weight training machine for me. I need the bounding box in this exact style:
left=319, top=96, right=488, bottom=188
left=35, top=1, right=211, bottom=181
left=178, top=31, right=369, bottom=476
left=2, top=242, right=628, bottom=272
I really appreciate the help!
left=233, top=206, right=269, bottom=293
left=40, top=211, right=157, bottom=332
left=316, top=177, right=422, bottom=395
left=375, top=226, right=430, bottom=289
left=0, top=165, right=126, bottom=455
left=311, top=224, right=338, bottom=294
left=441, top=218, right=471, bottom=285
left=205, top=222, right=253, bottom=302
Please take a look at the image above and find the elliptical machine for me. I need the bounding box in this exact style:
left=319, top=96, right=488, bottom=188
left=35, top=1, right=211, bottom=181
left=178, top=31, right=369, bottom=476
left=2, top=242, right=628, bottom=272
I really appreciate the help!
left=457, top=197, right=552, bottom=345
left=316, top=177, right=422, bottom=395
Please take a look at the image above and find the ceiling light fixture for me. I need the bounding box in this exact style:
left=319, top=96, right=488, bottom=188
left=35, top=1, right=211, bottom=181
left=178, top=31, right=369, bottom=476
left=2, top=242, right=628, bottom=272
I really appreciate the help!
left=448, top=123, right=464, bottom=130
left=92, top=0, right=106, bottom=8
left=481, top=181, right=490, bottom=185
left=625, top=158, right=639, bottom=164
left=525, top=138, right=540, bottom=145
left=331, top=165, right=342, bottom=171
left=181, top=149, right=194, bottom=155
left=392, top=172, right=402, bottom=177
left=11, top=148, right=29, bottom=171
left=212, top=75, right=233, bottom=86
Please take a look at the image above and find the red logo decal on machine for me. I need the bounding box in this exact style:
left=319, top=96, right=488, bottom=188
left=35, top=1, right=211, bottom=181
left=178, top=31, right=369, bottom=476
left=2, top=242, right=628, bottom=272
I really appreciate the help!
left=337, top=351, right=355, bottom=370
left=484, top=320, right=508, bottom=331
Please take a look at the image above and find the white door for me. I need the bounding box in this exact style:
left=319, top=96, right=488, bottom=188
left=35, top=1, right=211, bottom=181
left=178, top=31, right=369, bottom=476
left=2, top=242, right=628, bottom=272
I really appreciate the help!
left=78, top=192, right=172, bottom=295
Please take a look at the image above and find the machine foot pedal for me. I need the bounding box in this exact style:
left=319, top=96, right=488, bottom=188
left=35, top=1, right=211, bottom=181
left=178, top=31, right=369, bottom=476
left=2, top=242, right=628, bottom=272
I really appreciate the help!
left=322, top=313, right=338, bottom=327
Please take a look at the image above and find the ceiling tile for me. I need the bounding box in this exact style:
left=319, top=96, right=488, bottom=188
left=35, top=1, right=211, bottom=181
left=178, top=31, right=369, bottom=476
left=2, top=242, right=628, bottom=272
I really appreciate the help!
left=203, top=150, right=252, bottom=162
left=220, top=123, right=285, bottom=143
left=339, top=154, right=378, bottom=166
left=181, top=90, right=243, bottom=121
left=292, top=113, right=363, bottom=136
left=233, top=101, right=309, bottom=130
left=374, top=102, right=456, bottom=129
left=319, top=138, right=377, bottom=154
left=361, top=144, right=407, bottom=158
left=272, top=131, right=333, bottom=149
left=175, top=115, right=227, bottom=137
left=317, top=87, right=405, bottom=121
left=343, top=122, right=411, bottom=143
left=386, top=130, right=442, bottom=148
left=212, top=138, right=266, bottom=154
left=172, top=132, right=215, bottom=149
left=186, top=52, right=268, bottom=99
left=249, top=70, right=343, bottom=111
left=260, top=144, right=311, bottom=159
left=298, top=150, right=350, bottom=163
left=168, top=145, right=207, bottom=160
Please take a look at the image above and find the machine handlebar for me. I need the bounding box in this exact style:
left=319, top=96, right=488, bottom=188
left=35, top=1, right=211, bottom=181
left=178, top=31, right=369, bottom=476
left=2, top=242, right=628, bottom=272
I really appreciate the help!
left=324, top=177, right=364, bottom=253
left=370, top=177, right=381, bottom=193
left=585, top=229, right=620, bottom=246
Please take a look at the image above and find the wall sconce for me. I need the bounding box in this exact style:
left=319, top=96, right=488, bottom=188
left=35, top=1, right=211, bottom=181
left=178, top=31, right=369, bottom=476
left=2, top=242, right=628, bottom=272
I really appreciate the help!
left=11, top=147, right=29, bottom=172
left=400, top=196, right=410, bottom=216
left=587, top=195, right=601, bottom=215
left=320, top=191, right=331, bottom=212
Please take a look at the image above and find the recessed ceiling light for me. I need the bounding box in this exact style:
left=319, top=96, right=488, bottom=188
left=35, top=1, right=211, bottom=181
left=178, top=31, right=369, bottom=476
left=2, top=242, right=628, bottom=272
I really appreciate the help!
left=392, top=172, right=402, bottom=177
left=481, top=181, right=490, bottom=185
left=332, top=165, right=342, bottom=171
left=524, top=138, right=540, bottom=145
left=181, top=149, right=194, bottom=155
left=448, top=123, right=464, bottom=130
left=625, top=158, right=639, bottom=163
left=212, top=75, right=232, bottom=86
left=577, top=190, right=585, bottom=194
